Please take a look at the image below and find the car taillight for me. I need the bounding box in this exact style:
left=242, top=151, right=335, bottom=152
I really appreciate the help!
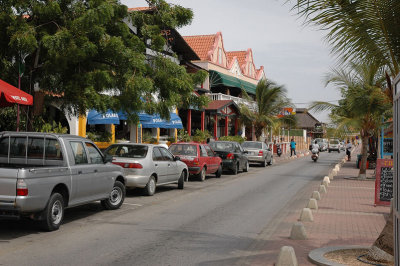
left=113, top=162, right=143, bottom=169
left=227, top=153, right=234, bottom=159
left=258, top=150, right=263, bottom=156
left=193, top=158, right=199, bottom=165
left=16, top=179, right=28, bottom=196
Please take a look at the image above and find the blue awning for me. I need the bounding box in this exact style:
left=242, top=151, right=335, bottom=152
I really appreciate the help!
left=87, top=110, right=120, bottom=125
left=141, top=113, right=183, bottom=129
left=118, top=111, right=152, bottom=122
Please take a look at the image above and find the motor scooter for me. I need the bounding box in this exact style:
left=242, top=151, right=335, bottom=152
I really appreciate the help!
left=276, top=145, right=282, bottom=157
left=311, top=148, right=319, bottom=162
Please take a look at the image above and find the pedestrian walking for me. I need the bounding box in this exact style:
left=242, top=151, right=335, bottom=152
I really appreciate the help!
left=346, top=140, right=352, bottom=161
left=290, top=138, right=296, bottom=156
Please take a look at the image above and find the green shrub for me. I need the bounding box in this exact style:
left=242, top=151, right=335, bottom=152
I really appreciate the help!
left=192, top=129, right=211, bottom=143
left=178, top=129, right=191, bottom=142
left=219, top=135, right=246, bottom=143
left=86, top=131, right=112, bottom=142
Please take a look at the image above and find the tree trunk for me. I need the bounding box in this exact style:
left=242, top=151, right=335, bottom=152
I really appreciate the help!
left=367, top=202, right=394, bottom=262
left=358, top=135, right=369, bottom=179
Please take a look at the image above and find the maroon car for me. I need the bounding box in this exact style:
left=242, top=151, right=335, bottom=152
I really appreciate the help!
left=169, top=142, right=222, bottom=181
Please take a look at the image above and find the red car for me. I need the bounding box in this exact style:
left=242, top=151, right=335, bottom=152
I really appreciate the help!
left=169, top=142, right=222, bottom=181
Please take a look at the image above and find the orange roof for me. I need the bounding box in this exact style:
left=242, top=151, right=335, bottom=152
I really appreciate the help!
left=226, top=51, right=247, bottom=67
left=183, top=34, right=216, bottom=60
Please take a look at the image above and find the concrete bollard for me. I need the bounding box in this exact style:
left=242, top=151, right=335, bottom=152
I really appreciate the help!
left=331, top=169, right=337, bottom=177
left=322, top=180, right=329, bottom=188
left=312, top=191, right=321, bottom=200
left=299, top=208, right=313, bottom=222
left=323, top=176, right=330, bottom=184
left=276, top=246, right=298, bottom=266
left=290, top=222, right=307, bottom=240
left=319, top=184, right=327, bottom=194
left=307, top=198, right=318, bottom=210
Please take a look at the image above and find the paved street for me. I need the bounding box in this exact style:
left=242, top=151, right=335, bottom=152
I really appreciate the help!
left=0, top=152, right=343, bottom=266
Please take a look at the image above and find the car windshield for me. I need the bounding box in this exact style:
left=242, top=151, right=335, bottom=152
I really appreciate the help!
left=242, top=142, right=262, bottom=149
left=209, top=142, right=234, bottom=151
left=329, top=140, right=339, bottom=144
left=105, top=145, right=148, bottom=158
left=169, top=144, right=197, bottom=156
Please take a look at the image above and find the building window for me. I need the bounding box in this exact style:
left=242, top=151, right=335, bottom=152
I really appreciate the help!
left=218, top=48, right=223, bottom=65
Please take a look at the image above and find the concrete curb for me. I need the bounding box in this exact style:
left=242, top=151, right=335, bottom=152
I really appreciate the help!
left=308, top=245, right=369, bottom=266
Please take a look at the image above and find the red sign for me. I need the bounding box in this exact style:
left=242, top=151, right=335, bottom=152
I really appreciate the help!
left=374, top=159, right=393, bottom=206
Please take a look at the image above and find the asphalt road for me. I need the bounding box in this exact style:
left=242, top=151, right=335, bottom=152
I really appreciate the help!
left=0, top=151, right=343, bottom=266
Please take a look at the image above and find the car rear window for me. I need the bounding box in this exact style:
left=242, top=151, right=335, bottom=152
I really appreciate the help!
left=329, top=140, right=339, bottom=144
left=209, top=142, right=234, bottom=151
left=105, top=145, right=148, bottom=158
left=242, top=142, right=262, bottom=149
left=169, top=144, right=197, bottom=156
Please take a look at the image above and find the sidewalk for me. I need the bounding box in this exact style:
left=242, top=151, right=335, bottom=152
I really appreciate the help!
left=247, top=148, right=390, bottom=265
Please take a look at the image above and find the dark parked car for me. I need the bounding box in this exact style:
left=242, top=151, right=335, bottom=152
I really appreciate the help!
left=208, top=141, right=249, bottom=175
left=169, top=142, right=222, bottom=181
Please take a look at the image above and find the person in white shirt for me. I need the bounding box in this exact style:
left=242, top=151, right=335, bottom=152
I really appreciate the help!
left=312, top=140, right=319, bottom=153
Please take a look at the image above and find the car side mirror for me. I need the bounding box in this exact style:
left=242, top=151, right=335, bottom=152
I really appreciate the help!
left=174, top=156, right=181, bottom=161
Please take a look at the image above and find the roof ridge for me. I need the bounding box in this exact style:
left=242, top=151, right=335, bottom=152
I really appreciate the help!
left=183, top=34, right=216, bottom=38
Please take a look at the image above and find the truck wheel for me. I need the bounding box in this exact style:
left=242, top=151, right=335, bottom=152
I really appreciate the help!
left=144, top=176, right=156, bottom=196
left=101, top=181, right=125, bottom=210
left=178, top=171, right=185, bottom=189
left=41, top=193, right=64, bottom=231
left=215, top=165, right=222, bottom=178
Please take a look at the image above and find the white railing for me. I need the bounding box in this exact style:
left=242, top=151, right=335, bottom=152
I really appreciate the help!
left=206, top=93, right=257, bottom=111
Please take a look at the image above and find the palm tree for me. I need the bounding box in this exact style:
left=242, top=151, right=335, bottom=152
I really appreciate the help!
left=240, top=79, right=295, bottom=141
left=292, top=0, right=400, bottom=78
left=310, top=62, right=393, bottom=261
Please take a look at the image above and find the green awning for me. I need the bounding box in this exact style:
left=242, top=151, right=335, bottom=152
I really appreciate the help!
left=209, top=70, right=257, bottom=95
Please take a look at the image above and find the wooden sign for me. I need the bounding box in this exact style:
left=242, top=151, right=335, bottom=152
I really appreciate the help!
left=374, top=159, right=394, bottom=206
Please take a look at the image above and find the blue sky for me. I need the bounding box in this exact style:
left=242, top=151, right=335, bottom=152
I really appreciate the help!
left=121, top=0, right=341, bottom=122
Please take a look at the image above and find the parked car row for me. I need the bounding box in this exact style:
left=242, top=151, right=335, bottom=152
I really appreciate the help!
left=0, top=132, right=274, bottom=231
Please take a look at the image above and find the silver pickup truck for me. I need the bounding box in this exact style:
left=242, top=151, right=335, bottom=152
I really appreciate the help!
left=0, top=132, right=126, bottom=231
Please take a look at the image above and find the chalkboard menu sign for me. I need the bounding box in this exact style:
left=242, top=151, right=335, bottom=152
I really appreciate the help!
left=374, top=159, right=393, bottom=206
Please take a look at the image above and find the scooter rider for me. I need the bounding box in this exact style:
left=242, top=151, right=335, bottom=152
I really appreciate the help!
left=312, top=140, right=319, bottom=153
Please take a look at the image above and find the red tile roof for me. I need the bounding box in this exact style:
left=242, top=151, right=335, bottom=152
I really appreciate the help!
left=226, top=51, right=247, bottom=67
left=205, top=100, right=234, bottom=111
left=183, top=34, right=216, bottom=61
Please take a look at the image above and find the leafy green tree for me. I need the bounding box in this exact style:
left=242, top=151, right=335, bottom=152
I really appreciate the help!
left=240, top=79, right=295, bottom=140
left=0, top=0, right=207, bottom=127
left=311, top=63, right=393, bottom=261
left=312, top=63, right=392, bottom=177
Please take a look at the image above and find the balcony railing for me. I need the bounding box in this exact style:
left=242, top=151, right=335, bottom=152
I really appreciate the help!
left=206, top=93, right=258, bottom=111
